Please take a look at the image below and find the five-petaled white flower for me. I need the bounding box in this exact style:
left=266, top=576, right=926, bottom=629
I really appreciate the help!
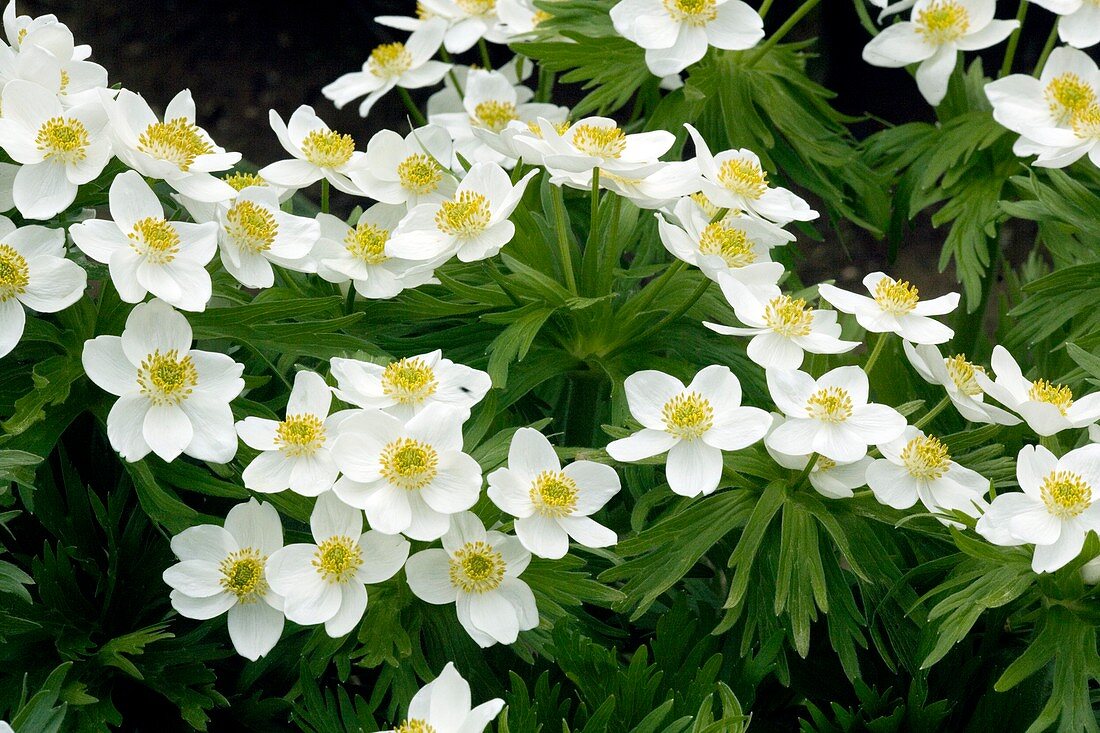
left=349, top=125, right=457, bottom=208
left=862, top=0, right=1019, bottom=106
left=1028, top=0, right=1099, bottom=49
left=260, top=106, right=369, bottom=195
left=390, top=0, right=509, bottom=53
left=524, top=116, right=676, bottom=179
left=610, top=0, right=764, bottom=76
left=0, top=80, right=111, bottom=220
left=902, top=341, right=1021, bottom=425
left=266, top=492, right=410, bottom=638
left=766, top=366, right=906, bottom=463
left=378, top=661, right=504, bottom=733
left=818, top=272, right=959, bottom=344
left=606, top=365, right=771, bottom=496
left=765, top=415, right=872, bottom=499
left=81, top=299, right=245, bottom=463
left=488, top=427, right=620, bottom=559
left=0, top=218, right=85, bottom=359
left=162, top=499, right=286, bottom=661
left=0, top=21, right=108, bottom=107
left=70, top=170, right=218, bottom=312
left=977, top=444, right=1100, bottom=573
left=405, top=511, right=538, bottom=647
left=974, top=345, right=1100, bottom=436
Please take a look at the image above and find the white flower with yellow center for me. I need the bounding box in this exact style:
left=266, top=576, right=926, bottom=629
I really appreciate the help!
left=3, top=2, right=90, bottom=59
left=331, top=405, right=483, bottom=541
left=867, top=426, right=989, bottom=520
left=977, top=444, right=1100, bottom=573
left=175, top=171, right=295, bottom=228
left=0, top=217, right=86, bottom=359
left=398, top=0, right=509, bottom=53
left=497, top=0, right=554, bottom=38
left=388, top=161, right=537, bottom=263
left=487, top=427, right=620, bottom=559
left=350, top=125, right=457, bottom=208
left=322, top=20, right=451, bottom=118
left=259, top=106, right=369, bottom=196
left=161, top=499, right=285, bottom=661
left=766, top=366, right=906, bottom=463
left=862, top=0, right=1019, bottom=106
left=606, top=365, right=771, bottom=497
left=266, top=492, right=410, bottom=638
left=378, top=662, right=504, bottom=733
left=236, top=371, right=344, bottom=497
left=314, top=204, right=443, bottom=301
left=69, top=170, right=218, bottom=312
left=105, top=88, right=241, bottom=203
left=0, top=80, right=110, bottom=220
left=818, top=271, right=958, bottom=344
left=705, top=276, right=860, bottom=369
left=81, top=299, right=245, bottom=463
left=973, top=345, right=1100, bottom=436
left=0, top=21, right=109, bottom=107
left=405, top=511, right=537, bottom=647
left=610, top=0, right=764, bottom=76
left=765, top=414, right=872, bottom=499
left=523, top=116, right=676, bottom=178
left=902, top=341, right=1021, bottom=425
left=1028, top=0, right=1100, bottom=49
left=685, top=124, right=818, bottom=225
left=331, top=349, right=491, bottom=421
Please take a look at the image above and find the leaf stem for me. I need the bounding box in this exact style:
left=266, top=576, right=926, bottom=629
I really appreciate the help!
left=913, top=395, right=952, bottom=430
left=320, top=178, right=330, bottom=214
left=397, top=87, right=427, bottom=126
left=550, top=184, right=579, bottom=294
left=744, top=0, right=821, bottom=68
left=605, top=276, right=710, bottom=358
left=794, top=453, right=819, bottom=490
left=344, top=283, right=357, bottom=316
left=478, top=39, right=493, bottom=70
left=758, top=0, right=776, bottom=19
left=863, top=331, right=890, bottom=375
left=999, top=0, right=1028, bottom=78
left=590, top=167, right=601, bottom=245
left=1035, top=23, right=1059, bottom=75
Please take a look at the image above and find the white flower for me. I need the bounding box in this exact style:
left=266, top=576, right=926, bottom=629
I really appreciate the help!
left=380, top=661, right=504, bottom=733
left=606, top=365, right=771, bottom=496
left=766, top=415, right=872, bottom=499
left=81, top=299, right=245, bottom=463
left=426, top=57, right=533, bottom=118
left=973, top=345, right=1100, bottom=436
left=236, top=371, right=343, bottom=497
left=1028, top=0, right=1100, bottom=49
left=0, top=25, right=108, bottom=107
left=259, top=106, right=369, bottom=195
left=411, top=0, right=510, bottom=53
left=498, top=0, right=554, bottom=38
left=818, top=272, right=958, bottom=344
left=0, top=721, right=11, bottom=733
left=685, top=124, right=818, bottom=224
left=314, top=204, right=442, bottom=300
left=105, top=89, right=241, bottom=202
left=766, top=366, right=906, bottom=463
left=861, top=0, right=1018, bottom=106
left=331, top=404, right=483, bottom=541
left=3, top=1, right=90, bottom=59
left=866, top=426, right=988, bottom=519
left=902, top=341, right=1021, bottom=425
left=266, top=492, right=410, bottom=637
left=388, top=161, right=537, bottom=263
left=487, top=427, right=620, bottom=559
left=405, top=511, right=538, bottom=647
left=610, top=0, right=764, bottom=76
left=563, top=160, right=701, bottom=210
left=322, top=20, right=451, bottom=118
left=349, top=125, right=457, bottom=208
left=977, top=444, right=1100, bottom=573
left=868, top=0, right=919, bottom=22
left=526, top=116, right=676, bottom=177
left=161, top=499, right=285, bottom=661
left=331, top=349, right=492, bottom=420
left=176, top=171, right=295, bottom=227
left=705, top=276, right=860, bottom=369
left=0, top=80, right=110, bottom=219
left=69, top=170, right=218, bottom=312
left=0, top=219, right=85, bottom=359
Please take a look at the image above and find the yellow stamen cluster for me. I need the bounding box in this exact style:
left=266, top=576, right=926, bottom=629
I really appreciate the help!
left=219, top=548, right=268, bottom=602
left=381, top=357, right=438, bottom=403
left=0, top=244, right=29, bottom=302
left=806, top=386, right=853, bottom=423
left=379, top=438, right=439, bottom=490
left=397, top=153, right=443, bottom=194
left=530, top=470, right=579, bottom=518
left=226, top=200, right=278, bottom=254
left=474, top=100, right=520, bottom=132
left=763, top=295, right=814, bottom=337
left=368, top=42, right=413, bottom=78
left=718, top=158, right=769, bottom=199
left=36, top=116, right=89, bottom=164
left=661, top=391, right=714, bottom=440
left=873, top=277, right=920, bottom=315
left=129, top=217, right=181, bottom=265
left=915, top=0, right=970, bottom=44
left=301, top=129, right=355, bottom=168
left=137, top=350, right=198, bottom=406
left=436, top=191, right=491, bottom=237
left=1028, top=379, right=1074, bottom=415
left=449, top=541, right=505, bottom=593
left=275, top=414, right=326, bottom=457
left=456, top=0, right=497, bottom=15
left=1045, top=73, right=1097, bottom=126
left=816, top=456, right=837, bottom=472
left=690, top=192, right=723, bottom=220
left=900, top=435, right=951, bottom=480
left=698, top=222, right=756, bottom=268
left=945, top=354, right=984, bottom=397
left=313, top=535, right=363, bottom=584
left=344, top=222, right=390, bottom=265
left=663, top=0, right=718, bottom=25
left=1071, top=104, right=1100, bottom=141
left=138, top=118, right=213, bottom=171
left=395, top=720, right=436, bottom=733
left=1041, top=470, right=1092, bottom=519
left=224, top=171, right=267, bottom=191
left=571, top=124, right=627, bottom=159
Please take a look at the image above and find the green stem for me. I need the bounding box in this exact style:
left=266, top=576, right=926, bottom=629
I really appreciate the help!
left=758, top=0, right=776, bottom=18
left=606, top=276, right=710, bottom=359
left=627, top=260, right=687, bottom=317
left=863, top=331, right=890, bottom=375
left=536, top=65, right=556, bottom=104
left=999, top=0, right=1028, bottom=78
left=478, top=39, right=493, bottom=70
left=853, top=0, right=878, bottom=37
left=1035, top=23, right=1059, bottom=75
left=590, top=167, right=601, bottom=244
left=320, top=178, right=330, bottom=214
left=744, top=0, right=822, bottom=68
left=913, top=395, right=952, bottom=430
left=550, top=185, right=579, bottom=294
left=710, top=207, right=729, bottom=224
left=344, top=283, right=357, bottom=316
left=1039, top=433, right=1062, bottom=457
left=397, top=87, right=427, bottom=126
left=794, top=453, right=819, bottom=490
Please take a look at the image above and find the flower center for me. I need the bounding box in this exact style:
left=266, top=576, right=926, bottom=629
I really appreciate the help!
left=900, top=435, right=951, bottom=480
left=395, top=720, right=437, bottom=733
left=662, top=0, right=718, bottom=25
left=456, top=0, right=497, bottom=15
left=0, top=244, right=29, bottom=302
left=380, top=357, right=438, bottom=403
left=690, top=192, right=723, bottom=220
left=529, top=470, right=579, bottom=518
left=1028, top=379, right=1073, bottom=415
left=138, top=117, right=213, bottom=172
left=301, top=129, right=355, bottom=168
left=763, top=295, right=814, bottom=337
left=474, top=100, right=519, bottom=132
left=1041, top=470, right=1092, bottom=519
left=276, top=414, right=326, bottom=457
left=915, top=1, right=970, bottom=44
left=36, top=116, right=89, bottom=165
left=219, top=548, right=268, bottom=602
left=313, top=535, right=363, bottom=584
left=368, top=42, right=414, bottom=78
left=661, top=391, right=714, bottom=440
left=128, top=217, right=181, bottom=265
left=435, top=191, right=491, bottom=238
left=815, top=456, right=837, bottom=472
left=136, top=349, right=198, bottom=406
left=717, top=158, right=769, bottom=199
left=344, top=222, right=390, bottom=265
left=397, top=153, right=443, bottom=194
left=873, top=277, right=920, bottom=315
left=944, top=354, right=984, bottom=396
left=449, top=541, right=505, bottom=593
left=697, top=222, right=756, bottom=267
left=379, top=437, right=439, bottom=490
left=1045, top=73, right=1097, bottom=126
left=224, top=171, right=268, bottom=191
left=570, top=124, right=627, bottom=159
left=1071, top=104, right=1100, bottom=141
left=226, top=200, right=278, bottom=254
left=806, top=386, right=853, bottom=423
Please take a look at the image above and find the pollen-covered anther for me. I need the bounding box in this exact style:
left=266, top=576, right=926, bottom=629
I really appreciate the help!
left=530, top=470, right=579, bottom=518
left=763, top=294, right=814, bottom=337
left=1029, top=379, right=1074, bottom=415
left=717, top=158, right=769, bottom=199
left=571, top=124, right=628, bottom=159
left=873, top=278, right=920, bottom=315
left=435, top=191, right=491, bottom=237
left=379, top=437, right=439, bottom=490
left=275, top=414, right=326, bottom=457
left=1041, top=470, right=1092, bottom=519
left=368, top=42, right=414, bottom=78
left=312, top=535, right=363, bottom=584
left=945, top=354, right=985, bottom=396
left=663, top=0, right=718, bottom=26
left=137, top=349, right=198, bottom=406
left=138, top=117, right=213, bottom=171
left=36, top=116, right=90, bottom=164
left=344, top=222, right=390, bottom=265
left=380, top=357, right=438, bottom=403
left=226, top=200, right=278, bottom=253
left=448, top=541, right=505, bottom=593
left=900, top=435, right=951, bottom=480
left=219, top=548, right=268, bottom=602
left=0, top=244, right=29, bottom=301
left=698, top=222, right=756, bottom=267
left=128, top=217, right=181, bottom=265
left=1045, top=73, right=1097, bottom=125
left=806, top=386, right=853, bottom=423
left=474, top=100, right=520, bottom=132
left=397, top=153, right=443, bottom=194
left=301, top=129, right=356, bottom=168
left=661, top=391, right=714, bottom=440
left=915, top=0, right=970, bottom=44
